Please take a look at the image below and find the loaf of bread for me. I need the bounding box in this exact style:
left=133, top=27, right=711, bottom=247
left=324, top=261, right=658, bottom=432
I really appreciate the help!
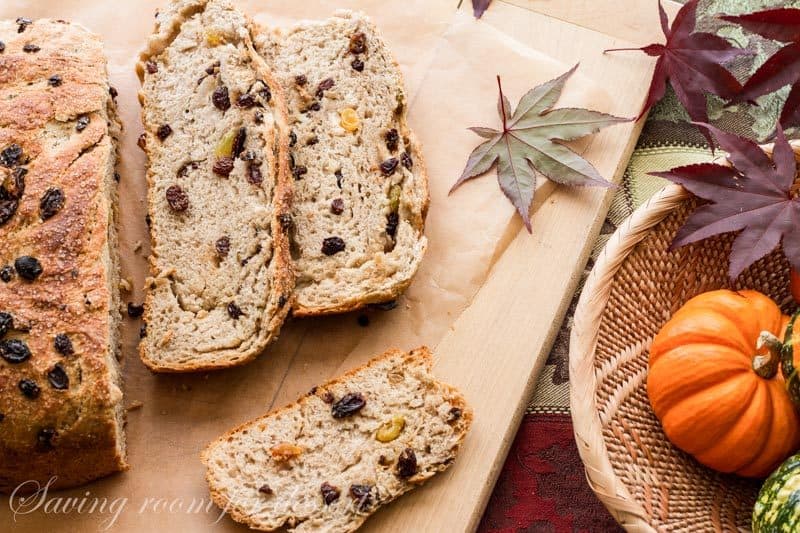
left=0, top=18, right=126, bottom=492
left=137, top=0, right=294, bottom=372
left=203, top=347, right=471, bottom=532
left=255, top=11, right=429, bottom=316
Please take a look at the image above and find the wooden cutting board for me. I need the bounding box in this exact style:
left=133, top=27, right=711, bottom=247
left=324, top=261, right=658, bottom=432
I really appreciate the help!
left=374, top=3, right=681, bottom=531
left=0, top=0, right=677, bottom=531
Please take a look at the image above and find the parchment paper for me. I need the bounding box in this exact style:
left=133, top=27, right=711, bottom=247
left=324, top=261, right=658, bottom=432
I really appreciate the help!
left=0, top=0, right=611, bottom=530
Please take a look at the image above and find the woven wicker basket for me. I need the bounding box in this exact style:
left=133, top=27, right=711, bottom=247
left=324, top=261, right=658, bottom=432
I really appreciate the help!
left=569, top=142, right=800, bottom=532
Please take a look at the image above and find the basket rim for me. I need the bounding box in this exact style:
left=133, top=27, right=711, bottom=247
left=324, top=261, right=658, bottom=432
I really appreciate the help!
left=568, top=140, right=800, bottom=531
left=569, top=183, right=688, bottom=532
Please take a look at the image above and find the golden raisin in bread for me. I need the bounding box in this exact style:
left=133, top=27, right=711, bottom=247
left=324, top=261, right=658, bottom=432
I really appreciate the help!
left=255, top=11, right=429, bottom=317
left=0, top=18, right=126, bottom=492
left=137, top=0, right=294, bottom=372
left=203, top=347, right=472, bottom=532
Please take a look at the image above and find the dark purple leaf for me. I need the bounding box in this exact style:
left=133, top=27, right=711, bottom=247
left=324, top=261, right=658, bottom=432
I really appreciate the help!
left=771, top=124, right=797, bottom=184
left=723, top=9, right=800, bottom=129
left=606, top=0, right=747, bottom=144
left=472, top=0, right=492, bottom=19
left=730, top=43, right=800, bottom=106
left=781, top=83, right=800, bottom=130
left=650, top=123, right=800, bottom=279
left=721, top=9, right=800, bottom=43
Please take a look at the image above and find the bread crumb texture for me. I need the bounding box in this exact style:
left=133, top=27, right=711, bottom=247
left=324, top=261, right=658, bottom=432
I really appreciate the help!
left=138, top=0, right=293, bottom=372
left=203, top=347, right=472, bottom=532
left=257, top=11, right=429, bottom=316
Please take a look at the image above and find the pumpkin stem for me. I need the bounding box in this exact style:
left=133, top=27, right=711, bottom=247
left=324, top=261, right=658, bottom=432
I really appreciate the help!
left=753, top=331, right=783, bottom=379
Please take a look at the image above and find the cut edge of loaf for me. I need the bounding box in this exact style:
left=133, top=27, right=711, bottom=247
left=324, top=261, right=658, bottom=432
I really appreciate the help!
left=258, top=11, right=430, bottom=318
left=136, top=0, right=295, bottom=372
left=201, top=346, right=472, bottom=531
left=105, top=64, right=129, bottom=480
left=100, top=61, right=128, bottom=483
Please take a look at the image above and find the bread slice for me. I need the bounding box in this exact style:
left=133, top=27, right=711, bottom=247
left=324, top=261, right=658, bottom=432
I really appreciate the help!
left=203, top=347, right=471, bottom=532
left=255, top=11, right=429, bottom=317
left=137, top=0, right=294, bottom=372
left=0, top=18, right=126, bottom=491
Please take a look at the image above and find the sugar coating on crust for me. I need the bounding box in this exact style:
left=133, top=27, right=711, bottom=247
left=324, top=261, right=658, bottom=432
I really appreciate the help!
left=203, top=347, right=472, bottom=532
left=137, top=0, right=293, bottom=372
left=0, top=18, right=126, bottom=492
left=255, top=11, right=429, bottom=317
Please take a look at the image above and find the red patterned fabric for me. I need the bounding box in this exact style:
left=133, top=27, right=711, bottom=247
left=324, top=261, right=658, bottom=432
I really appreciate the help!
left=479, top=414, right=621, bottom=533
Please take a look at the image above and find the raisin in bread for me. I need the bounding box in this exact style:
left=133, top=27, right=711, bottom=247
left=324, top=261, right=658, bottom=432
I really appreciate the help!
left=203, top=347, right=471, bottom=532
left=137, top=0, right=294, bottom=372
left=255, top=11, right=429, bottom=317
left=0, top=18, right=126, bottom=492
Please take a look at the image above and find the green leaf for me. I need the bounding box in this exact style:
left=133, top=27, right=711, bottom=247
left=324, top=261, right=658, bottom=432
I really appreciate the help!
left=451, top=68, right=630, bottom=232
left=468, top=127, right=499, bottom=139
left=509, top=65, right=577, bottom=126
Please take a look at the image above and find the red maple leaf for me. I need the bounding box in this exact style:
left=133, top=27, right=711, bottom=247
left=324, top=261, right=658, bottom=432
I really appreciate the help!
left=472, top=0, right=492, bottom=19
left=460, top=0, right=492, bottom=19
left=651, top=123, right=800, bottom=280
left=606, top=0, right=747, bottom=145
left=721, top=8, right=800, bottom=129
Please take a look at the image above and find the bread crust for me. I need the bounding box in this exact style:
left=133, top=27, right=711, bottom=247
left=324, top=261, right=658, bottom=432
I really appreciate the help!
left=202, top=347, right=472, bottom=532
left=0, top=19, right=126, bottom=492
left=259, top=11, right=430, bottom=318
left=136, top=0, right=295, bottom=372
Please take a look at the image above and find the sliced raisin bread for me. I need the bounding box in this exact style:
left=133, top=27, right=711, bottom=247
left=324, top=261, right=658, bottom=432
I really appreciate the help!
left=255, top=11, right=429, bottom=317
left=137, top=0, right=294, bottom=372
left=0, top=18, right=126, bottom=491
left=203, top=347, right=471, bottom=532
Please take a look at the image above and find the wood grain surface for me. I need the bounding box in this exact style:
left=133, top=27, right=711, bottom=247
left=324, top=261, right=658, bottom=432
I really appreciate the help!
left=369, top=2, right=679, bottom=530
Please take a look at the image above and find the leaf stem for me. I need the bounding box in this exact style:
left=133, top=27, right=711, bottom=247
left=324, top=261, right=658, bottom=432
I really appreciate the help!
left=603, top=47, right=642, bottom=54
left=497, top=75, right=508, bottom=132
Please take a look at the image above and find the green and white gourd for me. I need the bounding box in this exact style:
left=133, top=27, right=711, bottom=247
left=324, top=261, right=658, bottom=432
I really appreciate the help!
left=753, top=312, right=800, bottom=532
left=753, top=454, right=800, bottom=532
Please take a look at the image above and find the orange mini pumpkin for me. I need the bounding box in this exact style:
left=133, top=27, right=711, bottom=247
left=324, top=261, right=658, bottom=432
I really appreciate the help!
left=648, top=289, right=800, bottom=478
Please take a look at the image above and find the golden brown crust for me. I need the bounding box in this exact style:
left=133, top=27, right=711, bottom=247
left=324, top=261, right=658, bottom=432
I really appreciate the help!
left=136, top=0, right=295, bottom=372
left=247, top=28, right=297, bottom=347
left=1, top=418, right=126, bottom=494
left=291, top=274, right=417, bottom=318
left=201, top=347, right=473, bottom=531
left=406, top=132, right=431, bottom=224
left=0, top=19, right=126, bottom=492
left=135, top=0, right=207, bottom=83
